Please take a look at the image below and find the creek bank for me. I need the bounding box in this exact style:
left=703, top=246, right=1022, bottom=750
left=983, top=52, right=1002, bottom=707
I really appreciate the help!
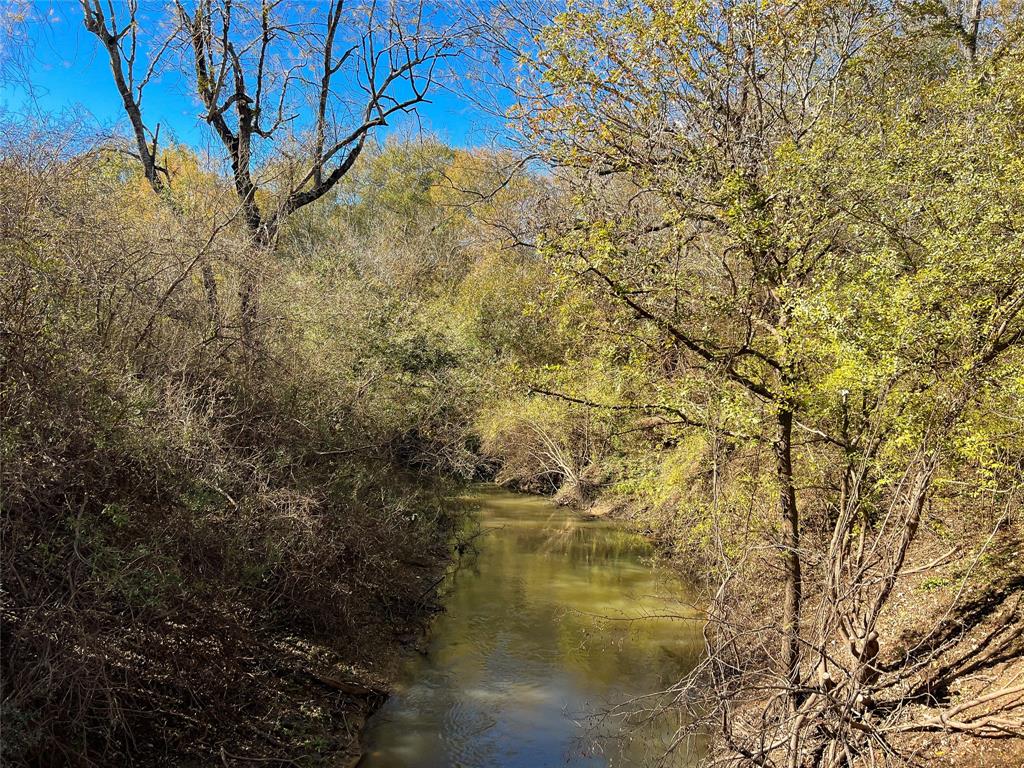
left=545, top=481, right=1024, bottom=768
left=236, top=490, right=484, bottom=768
left=167, top=544, right=455, bottom=768
left=4, top=464, right=465, bottom=768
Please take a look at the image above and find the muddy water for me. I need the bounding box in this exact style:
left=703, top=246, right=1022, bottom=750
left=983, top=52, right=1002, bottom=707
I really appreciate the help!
left=359, top=486, right=705, bottom=767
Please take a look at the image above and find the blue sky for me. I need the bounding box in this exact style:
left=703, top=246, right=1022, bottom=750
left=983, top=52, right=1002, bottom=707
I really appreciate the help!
left=3, top=1, right=507, bottom=150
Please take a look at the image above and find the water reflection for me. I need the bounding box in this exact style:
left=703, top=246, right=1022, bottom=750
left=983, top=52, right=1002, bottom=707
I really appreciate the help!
left=359, top=487, right=705, bottom=767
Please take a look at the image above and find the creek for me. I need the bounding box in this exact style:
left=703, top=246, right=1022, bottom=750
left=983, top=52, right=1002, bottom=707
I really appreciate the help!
left=359, top=486, right=705, bottom=767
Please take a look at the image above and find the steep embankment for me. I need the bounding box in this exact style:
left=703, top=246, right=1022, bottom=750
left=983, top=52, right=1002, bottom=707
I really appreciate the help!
left=0, top=137, right=473, bottom=767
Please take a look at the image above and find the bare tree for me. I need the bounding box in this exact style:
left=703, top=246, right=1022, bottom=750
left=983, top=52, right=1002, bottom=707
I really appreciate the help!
left=81, top=0, right=456, bottom=356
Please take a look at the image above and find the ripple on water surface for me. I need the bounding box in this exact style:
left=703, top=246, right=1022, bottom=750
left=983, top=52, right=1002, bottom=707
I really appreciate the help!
left=359, top=486, right=705, bottom=768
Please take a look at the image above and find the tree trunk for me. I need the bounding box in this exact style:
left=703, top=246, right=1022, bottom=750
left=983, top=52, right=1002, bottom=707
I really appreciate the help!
left=965, top=0, right=983, bottom=62
left=774, top=408, right=802, bottom=695
left=200, top=261, right=222, bottom=337
left=238, top=266, right=261, bottom=365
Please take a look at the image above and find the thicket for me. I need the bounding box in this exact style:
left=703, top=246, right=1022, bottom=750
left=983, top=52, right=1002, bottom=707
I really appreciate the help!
left=0, top=125, right=502, bottom=764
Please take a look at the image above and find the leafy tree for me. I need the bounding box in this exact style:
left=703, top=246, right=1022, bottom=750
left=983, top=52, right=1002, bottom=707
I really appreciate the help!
left=497, top=0, right=1024, bottom=762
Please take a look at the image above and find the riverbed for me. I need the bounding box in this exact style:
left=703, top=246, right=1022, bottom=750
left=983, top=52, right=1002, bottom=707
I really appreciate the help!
left=359, top=486, right=705, bottom=767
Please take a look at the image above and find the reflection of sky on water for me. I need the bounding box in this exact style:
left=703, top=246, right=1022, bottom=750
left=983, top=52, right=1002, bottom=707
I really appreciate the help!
left=359, top=487, right=705, bottom=768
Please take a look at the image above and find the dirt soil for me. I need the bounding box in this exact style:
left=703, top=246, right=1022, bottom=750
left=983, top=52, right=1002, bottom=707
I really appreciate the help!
left=877, top=522, right=1024, bottom=768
